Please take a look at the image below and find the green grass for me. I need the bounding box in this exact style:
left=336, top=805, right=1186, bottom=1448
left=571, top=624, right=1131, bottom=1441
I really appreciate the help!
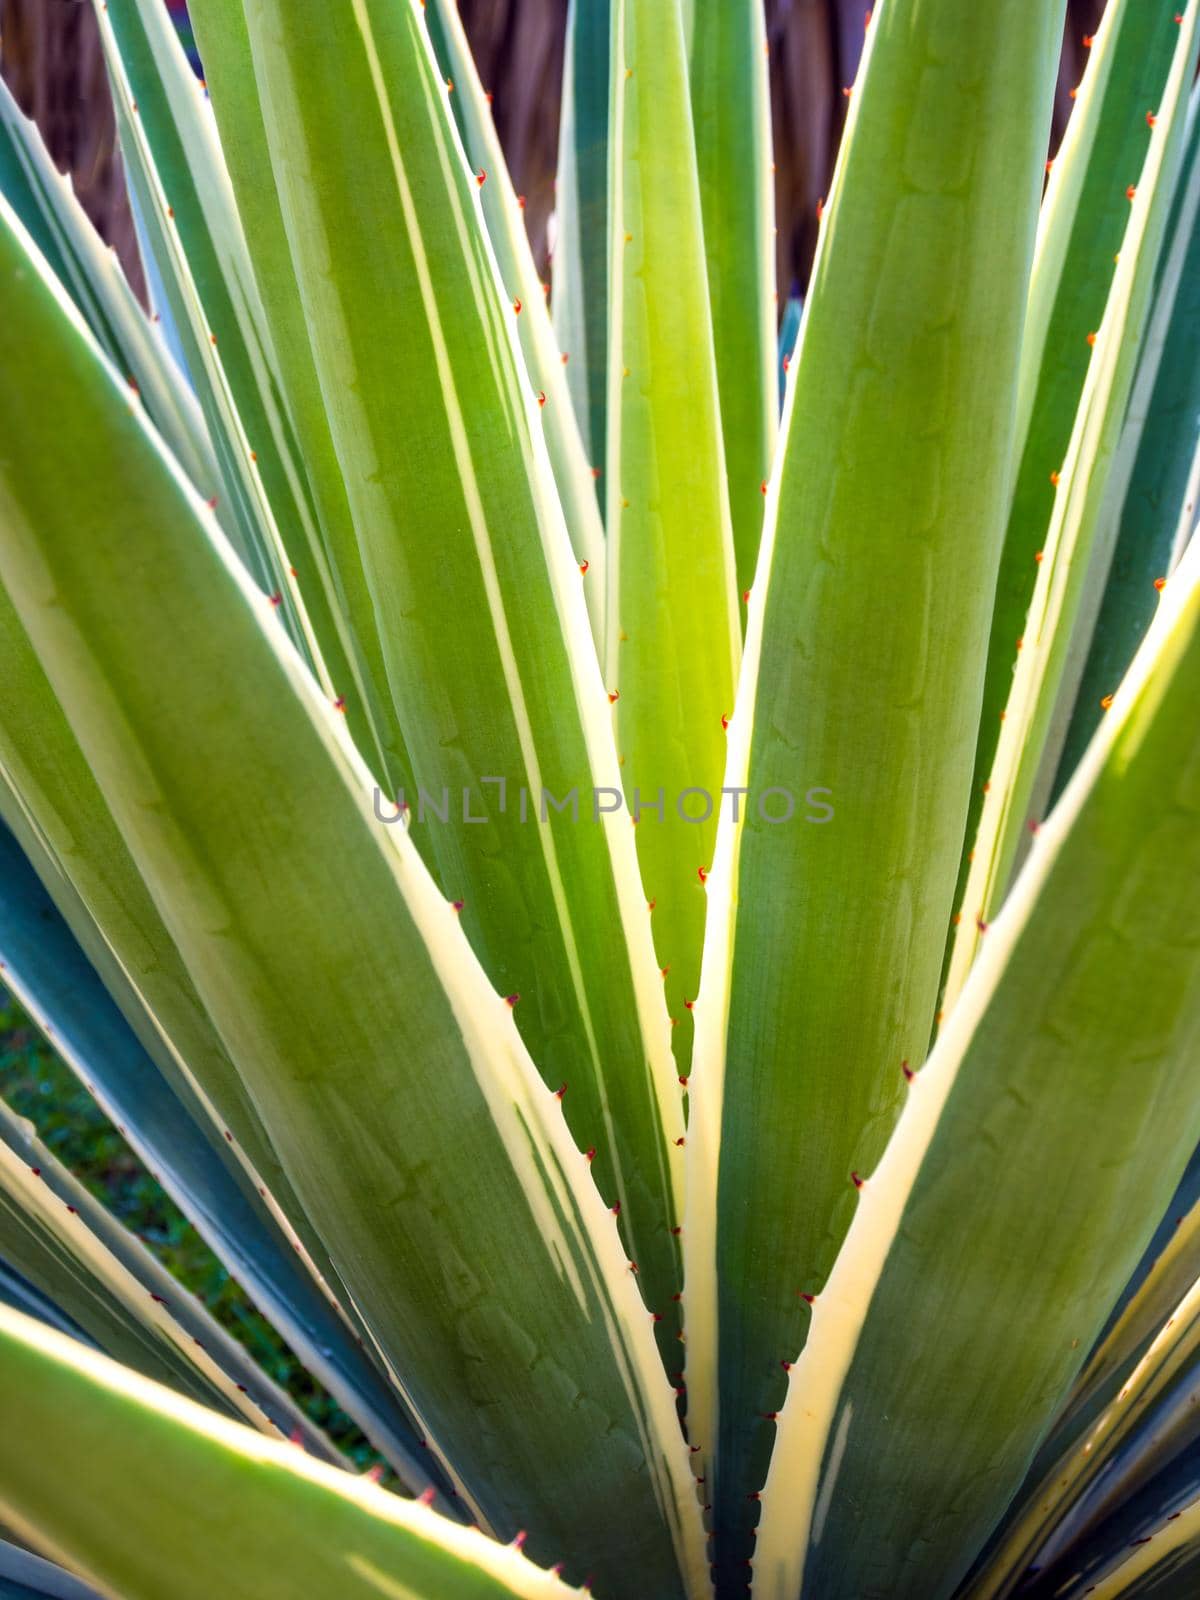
left=0, top=990, right=386, bottom=1475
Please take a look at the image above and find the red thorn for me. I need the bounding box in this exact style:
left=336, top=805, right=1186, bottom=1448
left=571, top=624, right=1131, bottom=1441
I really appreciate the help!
left=608, top=689, right=620, bottom=703
left=651, top=1312, right=663, bottom=1323
left=671, top=1225, right=682, bottom=1236
left=748, top=1492, right=761, bottom=1502
left=842, top=85, right=852, bottom=98
left=781, top=1360, right=792, bottom=1371
left=611, top=1201, right=622, bottom=1216
left=1083, top=32, right=1094, bottom=47
left=517, top=194, right=526, bottom=209
left=976, top=917, right=989, bottom=934
left=512, top=1531, right=528, bottom=1550
left=683, top=998, right=695, bottom=1011
left=579, top=560, right=589, bottom=574
left=851, top=1171, right=864, bottom=1189
left=513, top=297, right=522, bottom=314
left=782, top=354, right=791, bottom=372
left=1050, top=470, right=1060, bottom=485
left=504, top=993, right=520, bottom=1007
left=1045, top=159, right=1055, bottom=174
left=721, top=713, right=730, bottom=731
left=1086, top=331, right=1097, bottom=347
left=333, top=696, right=346, bottom=713
left=554, top=1083, right=567, bottom=1099
left=1154, top=576, right=1167, bottom=591
left=761, top=1412, right=779, bottom=1421
left=445, top=78, right=454, bottom=92
left=1034, top=550, right=1045, bottom=564
left=1027, top=819, right=1041, bottom=835
left=419, top=1488, right=436, bottom=1506
left=591, top=466, right=602, bottom=479
left=698, top=865, right=709, bottom=884
left=269, top=591, right=283, bottom=607
left=206, top=495, right=218, bottom=509
left=585, top=1147, right=596, bottom=1162
left=365, top=1464, right=385, bottom=1483
left=678, top=1076, right=689, bottom=1087
left=760, top=481, right=768, bottom=496
left=672, top=1292, right=683, bottom=1302
left=1100, top=693, right=1114, bottom=710
left=1016, top=635, right=1025, bottom=650
left=537, top=390, right=546, bottom=407
left=815, top=197, right=825, bottom=221
left=629, top=1261, right=639, bottom=1274
left=902, top=1060, right=914, bottom=1081
left=674, top=1136, right=686, bottom=1147
left=562, top=352, right=569, bottom=364
left=476, top=170, right=487, bottom=186
left=660, top=965, right=670, bottom=978
left=1069, top=86, right=1078, bottom=100
left=800, top=1292, right=814, bottom=1305
left=742, top=588, right=751, bottom=604
left=1126, top=185, right=1137, bottom=201
left=647, top=899, right=656, bottom=912
left=1147, top=111, right=1158, bottom=127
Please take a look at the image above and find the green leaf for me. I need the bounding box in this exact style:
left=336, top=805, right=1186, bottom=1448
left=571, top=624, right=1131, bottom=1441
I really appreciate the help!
left=93, top=0, right=388, bottom=781
left=0, top=1306, right=585, bottom=1600
left=0, top=818, right=453, bottom=1503
left=606, top=0, right=741, bottom=1075
left=681, top=0, right=1066, bottom=1579
left=0, top=74, right=218, bottom=501
left=422, top=0, right=606, bottom=646
left=553, top=0, right=611, bottom=488
left=943, top=1, right=1200, bottom=1009
left=0, top=1541, right=104, bottom=1600
left=0, top=572, right=358, bottom=1320
left=219, top=0, right=687, bottom=1355
left=0, top=1093, right=335, bottom=1456
left=751, top=531, right=1200, bottom=1600
left=964, top=1208, right=1200, bottom=1597
left=1053, top=1490, right=1200, bottom=1599
left=0, top=189, right=705, bottom=1596
left=1052, top=87, right=1200, bottom=800
left=182, top=0, right=418, bottom=801
left=684, top=0, right=777, bottom=597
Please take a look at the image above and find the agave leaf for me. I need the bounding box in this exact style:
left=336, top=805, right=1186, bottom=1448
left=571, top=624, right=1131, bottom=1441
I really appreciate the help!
left=0, top=572, right=361, bottom=1317
left=0, top=75, right=217, bottom=501
left=0, top=190, right=705, bottom=1597
left=0, top=818, right=455, bottom=1504
left=217, top=0, right=687, bottom=1353
left=0, top=1307, right=584, bottom=1600
left=1052, top=1488, right=1200, bottom=1600
left=553, top=0, right=611, bottom=488
left=91, top=0, right=387, bottom=779
left=0, top=1541, right=104, bottom=1600
left=422, top=0, right=606, bottom=645
left=181, top=0, right=419, bottom=802
left=683, top=0, right=777, bottom=597
left=607, top=0, right=741, bottom=1074
left=964, top=1253, right=1200, bottom=1598
left=1051, top=88, right=1200, bottom=800
left=0, top=1260, right=94, bottom=1344
left=0, top=1092, right=336, bottom=1456
left=683, top=0, right=1065, bottom=1577
left=943, top=1, right=1200, bottom=1009
left=751, top=529, right=1200, bottom=1600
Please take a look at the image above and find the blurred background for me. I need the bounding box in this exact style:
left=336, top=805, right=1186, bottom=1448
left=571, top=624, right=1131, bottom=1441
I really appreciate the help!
left=0, top=0, right=1110, bottom=1463
left=0, top=0, right=1107, bottom=307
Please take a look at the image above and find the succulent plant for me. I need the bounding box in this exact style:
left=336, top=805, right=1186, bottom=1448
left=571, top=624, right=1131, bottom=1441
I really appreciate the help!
left=0, top=0, right=1199, bottom=1596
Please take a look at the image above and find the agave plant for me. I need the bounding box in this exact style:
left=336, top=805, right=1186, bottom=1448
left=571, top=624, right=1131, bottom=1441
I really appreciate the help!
left=0, top=0, right=1199, bottom=1595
